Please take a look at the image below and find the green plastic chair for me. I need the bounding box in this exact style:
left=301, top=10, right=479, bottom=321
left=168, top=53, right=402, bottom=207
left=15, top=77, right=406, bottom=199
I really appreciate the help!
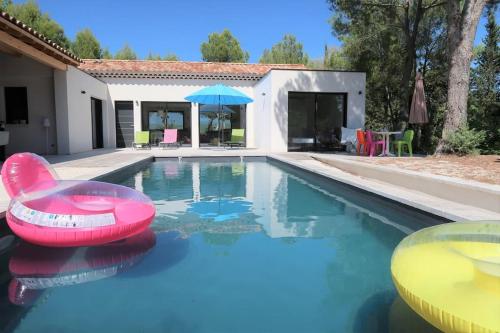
left=393, top=130, right=414, bottom=157
left=133, top=131, right=151, bottom=149
left=225, top=129, right=245, bottom=148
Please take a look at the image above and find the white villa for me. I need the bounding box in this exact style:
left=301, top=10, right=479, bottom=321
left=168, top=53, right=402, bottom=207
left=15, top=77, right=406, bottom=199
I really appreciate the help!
left=0, top=12, right=365, bottom=156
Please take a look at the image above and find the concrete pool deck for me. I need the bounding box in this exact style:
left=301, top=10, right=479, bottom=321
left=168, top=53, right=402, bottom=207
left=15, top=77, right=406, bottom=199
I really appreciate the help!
left=0, top=148, right=498, bottom=222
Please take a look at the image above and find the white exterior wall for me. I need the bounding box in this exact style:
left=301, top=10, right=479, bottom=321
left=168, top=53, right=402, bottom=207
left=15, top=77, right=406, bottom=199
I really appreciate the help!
left=54, top=67, right=110, bottom=154
left=51, top=69, right=365, bottom=153
left=103, top=78, right=257, bottom=148
left=0, top=54, right=58, bottom=155
left=255, top=70, right=366, bottom=152
left=252, top=74, right=273, bottom=152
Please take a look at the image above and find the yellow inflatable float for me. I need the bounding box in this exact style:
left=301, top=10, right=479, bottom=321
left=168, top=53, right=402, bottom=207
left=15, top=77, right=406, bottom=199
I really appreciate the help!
left=391, top=221, right=500, bottom=333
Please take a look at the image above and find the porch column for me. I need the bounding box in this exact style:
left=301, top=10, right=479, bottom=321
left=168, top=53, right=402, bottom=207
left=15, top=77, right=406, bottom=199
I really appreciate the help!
left=133, top=100, right=141, bottom=133
left=191, top=103, right=199, bottom=148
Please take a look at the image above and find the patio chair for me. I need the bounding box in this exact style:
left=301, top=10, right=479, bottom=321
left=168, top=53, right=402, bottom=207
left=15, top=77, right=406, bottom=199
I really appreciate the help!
left=132, top=131, right=151, bottom=150
left=393, top=130, right=414, bottom=157
left=356, top=130, right=368, bottom=155
left=366, top=130, right=385, bottom=157
left=224, top=129, right=245, bottom=148
left=159, top=129, right=180, bottom=149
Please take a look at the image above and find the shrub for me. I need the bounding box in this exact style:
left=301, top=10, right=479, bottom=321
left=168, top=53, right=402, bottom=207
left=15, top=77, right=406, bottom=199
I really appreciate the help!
left=442, top=126, right=486, bottom=156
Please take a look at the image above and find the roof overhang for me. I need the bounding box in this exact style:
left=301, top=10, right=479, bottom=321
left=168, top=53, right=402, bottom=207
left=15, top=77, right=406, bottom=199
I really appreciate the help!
left=85, top=71, right=263, bottom=81
left=0, top=12, right=80, bottom=70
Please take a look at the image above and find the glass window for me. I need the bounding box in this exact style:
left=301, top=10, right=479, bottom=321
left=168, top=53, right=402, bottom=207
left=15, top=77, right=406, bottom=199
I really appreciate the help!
left=167, top=111, right=184, bottom=129
left=288, top=92, right=346, bottom=151
left=5, top=87, right=28, bottom=124
left=141, top=102, right=192, bottom=146
left=199, top=104, right=246, bottom=146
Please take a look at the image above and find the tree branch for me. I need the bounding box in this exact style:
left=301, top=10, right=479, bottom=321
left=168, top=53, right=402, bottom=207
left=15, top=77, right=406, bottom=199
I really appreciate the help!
left=422, top=0, right=446, bottom=11
left=362, top=1, right=406, bottom=8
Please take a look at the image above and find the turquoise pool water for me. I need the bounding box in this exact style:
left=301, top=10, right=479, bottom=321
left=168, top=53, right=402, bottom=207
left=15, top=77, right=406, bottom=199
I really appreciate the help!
left=0, top=158, right=444, bottom=333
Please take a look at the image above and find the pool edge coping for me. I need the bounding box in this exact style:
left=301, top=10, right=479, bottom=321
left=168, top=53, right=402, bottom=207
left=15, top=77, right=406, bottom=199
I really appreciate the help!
left=267, top=154, right=500, bottom=222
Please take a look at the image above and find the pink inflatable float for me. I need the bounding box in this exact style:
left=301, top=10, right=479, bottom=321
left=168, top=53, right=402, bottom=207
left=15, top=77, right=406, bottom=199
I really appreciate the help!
left=1, top=153, right=155, bottom=247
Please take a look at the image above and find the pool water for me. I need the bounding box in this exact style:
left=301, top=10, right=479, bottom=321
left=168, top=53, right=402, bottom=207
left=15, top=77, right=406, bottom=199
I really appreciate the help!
left=0, top=158, right=444, bottom=333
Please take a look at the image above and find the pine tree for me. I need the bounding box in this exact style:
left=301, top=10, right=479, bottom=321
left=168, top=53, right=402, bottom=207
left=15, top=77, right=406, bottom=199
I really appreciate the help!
left=114, top=44, right=137, bottom=60
left=201, top=30, right=249, bottom=63
left=71, top=29, right=101, bottom=59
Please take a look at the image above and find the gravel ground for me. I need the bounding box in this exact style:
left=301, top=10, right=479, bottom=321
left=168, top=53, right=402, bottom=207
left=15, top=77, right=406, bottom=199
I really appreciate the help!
left=354, top=155, right=500, bottom=185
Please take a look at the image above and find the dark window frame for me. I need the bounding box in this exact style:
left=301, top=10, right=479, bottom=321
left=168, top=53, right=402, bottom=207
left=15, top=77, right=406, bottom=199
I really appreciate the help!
left=198, top=103, right=247, bottom=146
left=287, top=91, right=348, bottom=151
left=140, top=101, right=192, bottom=146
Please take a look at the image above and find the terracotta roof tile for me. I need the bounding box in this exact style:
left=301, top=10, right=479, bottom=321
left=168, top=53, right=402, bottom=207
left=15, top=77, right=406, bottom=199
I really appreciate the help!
left=0, top=11, right=80, bottom=64
left=79, top=59, right=307, bottom=79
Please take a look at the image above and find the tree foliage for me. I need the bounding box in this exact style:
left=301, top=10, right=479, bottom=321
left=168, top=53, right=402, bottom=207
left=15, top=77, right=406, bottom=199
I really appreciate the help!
left=114, top=44, right=137, bottom=60
left=146, top=52, right=179, bottom=61
left=201, top=29, right=249, bottom=63
left=71, top=28, right=101, bottom=59
left=2, top=0, right=70, bottom=48
left=259, top=34, right=309, bottom=64
left=469, top=4, right=500, bottom=153
left=329, top=0, right=446, bottom=131
left=101, top=47, right=113, bottom=59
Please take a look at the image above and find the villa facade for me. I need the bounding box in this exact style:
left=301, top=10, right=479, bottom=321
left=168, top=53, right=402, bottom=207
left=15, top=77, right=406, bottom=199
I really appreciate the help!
left=0, top=12, right=366, bottom=156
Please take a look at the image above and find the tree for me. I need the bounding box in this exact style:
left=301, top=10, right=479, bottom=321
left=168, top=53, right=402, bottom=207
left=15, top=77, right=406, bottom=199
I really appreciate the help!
left=201, top=29, right=249, bottom=63
left=101, top=47, right=113, bottom=59
left=0, top=0, right=12, bottom=11
left=3, top=0, right=70, bottom=48
left=329, top=0, right=446, bottom=130
left=146, top=52, right=179, bottom=61
left=146, top=52, right=162, bottom=60
left=323, top=45, right=349, bottom=70
left=435, top=0, right=489, bottom=153
left=71, top=28, right=101, bottom=59
left=114, top=44, right=137, bottom=60
left=259, top=34, right=309, bottom=64
left=163, top=53, right=179, bottom=61
left=469, top=4, right=500, bottom=153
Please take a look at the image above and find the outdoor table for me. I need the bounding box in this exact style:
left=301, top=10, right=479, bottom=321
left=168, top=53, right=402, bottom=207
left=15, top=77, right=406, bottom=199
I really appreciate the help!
left=373, top=131, right=401, bottom=156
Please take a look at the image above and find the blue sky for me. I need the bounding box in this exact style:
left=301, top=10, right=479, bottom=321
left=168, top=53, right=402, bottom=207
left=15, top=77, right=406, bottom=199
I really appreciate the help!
left=13, top=0, right=498, bottom=62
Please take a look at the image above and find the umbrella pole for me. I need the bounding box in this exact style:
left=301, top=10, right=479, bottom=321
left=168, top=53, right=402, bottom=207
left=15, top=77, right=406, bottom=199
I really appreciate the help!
left=218, top=97, right=221, bottom=147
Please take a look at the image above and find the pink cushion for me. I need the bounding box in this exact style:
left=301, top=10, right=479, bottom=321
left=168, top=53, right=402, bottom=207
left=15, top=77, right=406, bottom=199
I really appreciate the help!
left=162, top=129, right=178, bottom=144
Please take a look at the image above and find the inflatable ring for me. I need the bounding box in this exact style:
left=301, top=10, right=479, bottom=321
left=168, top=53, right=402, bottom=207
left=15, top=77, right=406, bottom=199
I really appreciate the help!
left=1, top=153, right=156, bottom=247
left=391, top=221, right=500, bottom=333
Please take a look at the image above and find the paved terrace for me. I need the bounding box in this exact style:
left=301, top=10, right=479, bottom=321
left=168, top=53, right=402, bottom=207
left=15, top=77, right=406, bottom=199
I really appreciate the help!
left=0, top=148, right=498, bottom=222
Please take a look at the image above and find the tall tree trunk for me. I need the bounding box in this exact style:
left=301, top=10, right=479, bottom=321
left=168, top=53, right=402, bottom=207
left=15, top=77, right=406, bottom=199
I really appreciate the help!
left=398, top=0, right=424, bottom=130
left=435, top=0, right=487, bottom=153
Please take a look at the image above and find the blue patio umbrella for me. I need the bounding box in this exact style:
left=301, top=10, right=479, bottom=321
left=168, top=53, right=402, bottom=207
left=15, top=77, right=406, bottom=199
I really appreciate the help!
left=187, top=198, right=252, bottom=222
left=185, top=84, right=253, bottom=146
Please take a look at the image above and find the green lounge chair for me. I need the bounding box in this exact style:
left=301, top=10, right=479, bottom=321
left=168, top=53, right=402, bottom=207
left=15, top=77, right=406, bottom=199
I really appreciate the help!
left=225, top=129, right=245, bottom=148
left=393, top=130, right=414, bottom=157
left=133, top=131, right=151, bottom=149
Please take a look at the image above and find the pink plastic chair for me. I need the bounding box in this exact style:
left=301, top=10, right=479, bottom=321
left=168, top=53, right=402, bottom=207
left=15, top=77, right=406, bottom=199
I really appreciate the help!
left=365, top=130, right=385, bottom=157
left=159, top=129, right=180, bottom=149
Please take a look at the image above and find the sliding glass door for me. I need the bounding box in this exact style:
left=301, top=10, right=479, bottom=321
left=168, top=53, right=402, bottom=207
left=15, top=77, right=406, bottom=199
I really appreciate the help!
left=288, top=92, right=346, bottom=151
left=141, top=102, right=192, bottom=146
left=199, top=104, right=246, bottom=146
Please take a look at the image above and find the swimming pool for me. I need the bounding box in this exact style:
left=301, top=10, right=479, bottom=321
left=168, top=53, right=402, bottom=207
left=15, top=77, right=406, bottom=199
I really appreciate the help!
left=0, top=158, right=444, bottom=332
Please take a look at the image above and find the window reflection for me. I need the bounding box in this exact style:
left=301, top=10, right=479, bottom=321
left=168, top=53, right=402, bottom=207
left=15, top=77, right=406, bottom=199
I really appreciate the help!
left=199, top=104, right=246, bottom=146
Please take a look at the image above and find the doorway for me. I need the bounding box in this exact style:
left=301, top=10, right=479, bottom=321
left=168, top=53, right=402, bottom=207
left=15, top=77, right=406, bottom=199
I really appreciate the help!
left=115, top=101, right=134, bottom=148
left=287, top=92, right=347, bottom=151
left=91, top=98, right=104, bottom=149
